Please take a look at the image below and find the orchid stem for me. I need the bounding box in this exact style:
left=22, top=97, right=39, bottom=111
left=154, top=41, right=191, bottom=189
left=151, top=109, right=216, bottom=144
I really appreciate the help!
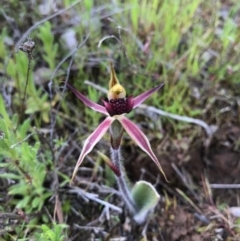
left=110, top=121, right=137, bottom=214
left=110, top=147, right=137, bottom=214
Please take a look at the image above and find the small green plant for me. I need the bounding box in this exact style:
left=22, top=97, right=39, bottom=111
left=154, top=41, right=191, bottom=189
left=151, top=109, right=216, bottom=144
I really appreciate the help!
left=38, top=21, right=59, bottom=71
left=34, top=223, right=67, bottom=241
left=0, top=95, right=52, bottom=215
left=0, top=27, right=8, bottom=67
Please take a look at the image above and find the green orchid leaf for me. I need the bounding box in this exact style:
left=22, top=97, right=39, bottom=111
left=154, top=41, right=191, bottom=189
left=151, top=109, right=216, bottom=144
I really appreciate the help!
left=131, top=180, right=160, bottom=224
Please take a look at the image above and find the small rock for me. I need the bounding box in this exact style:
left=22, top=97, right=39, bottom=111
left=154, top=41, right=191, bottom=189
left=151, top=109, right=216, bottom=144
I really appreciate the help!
left=229, top=206, right=240, bottom=217
left=61, top=29, right=77, bottom=51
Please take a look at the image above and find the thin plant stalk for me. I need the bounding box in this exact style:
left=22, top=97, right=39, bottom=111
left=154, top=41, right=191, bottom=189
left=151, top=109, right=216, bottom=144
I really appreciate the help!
left=109, top=120, right=137, bottom=214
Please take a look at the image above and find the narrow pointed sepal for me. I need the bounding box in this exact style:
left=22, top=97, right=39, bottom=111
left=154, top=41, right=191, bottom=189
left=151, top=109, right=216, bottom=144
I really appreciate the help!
left=71, top=117, right=114, bottom=183
left=117, top=115, right=168, bottom=182
left=133, top=83, right=164, bottom=109
left=109, top=62, right=120, bottom=88
left=97, top=151, right=121, bottom=177
left=108, top=63, right=126, bottom=100
left=66, top=83, right=108, bottom=116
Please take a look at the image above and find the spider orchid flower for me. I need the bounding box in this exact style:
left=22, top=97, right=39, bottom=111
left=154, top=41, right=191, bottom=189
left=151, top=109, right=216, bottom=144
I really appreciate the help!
left=67, top=63, right=166, bottom=182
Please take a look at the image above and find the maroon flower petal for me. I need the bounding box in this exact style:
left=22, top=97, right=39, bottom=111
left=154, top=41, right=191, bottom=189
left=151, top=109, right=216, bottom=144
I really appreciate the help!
left=71, top=117, right=114, bottom=183
left=117, top=115, right=168, bottom=182
left=67, top=83, right=108, bottom=116
left=133, top=83, right=164, bottom=109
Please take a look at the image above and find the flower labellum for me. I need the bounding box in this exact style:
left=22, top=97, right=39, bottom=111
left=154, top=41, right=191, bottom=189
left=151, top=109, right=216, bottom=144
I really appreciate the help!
left=102, top=97, right=134, bottom=116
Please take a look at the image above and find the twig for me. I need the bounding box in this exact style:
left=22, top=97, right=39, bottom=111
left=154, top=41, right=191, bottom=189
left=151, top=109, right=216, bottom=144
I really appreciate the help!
left=84, top=80, right=108, bottom=94
left=54, top=194, right=64, bottom=223
left=74, top=224, right=104, bottom=231
left=22, top=54, right=32, bottom=109
left=97, top=35, right=122, bottom=48
left=171, top=163, right=199, bottom=200
left=201, top=174, right=214, bottom=205
left=15, top=38, right=36, bottom=130
left=69, top=187, right=122, bottom=213
left=176, top=188, right=202, bottom=214
left=209, top=184, right=240, bottom=189
left=193, top=213, right=210, bottom=224
left=10, top=132, right=36, bottom=148
left=142, top=217, right=151, bottom=241
left=138, top=104, right=217, bottom=136
left=100, top=206, right=110, bottom=221
left=0, top=213, right=27, bottom=220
